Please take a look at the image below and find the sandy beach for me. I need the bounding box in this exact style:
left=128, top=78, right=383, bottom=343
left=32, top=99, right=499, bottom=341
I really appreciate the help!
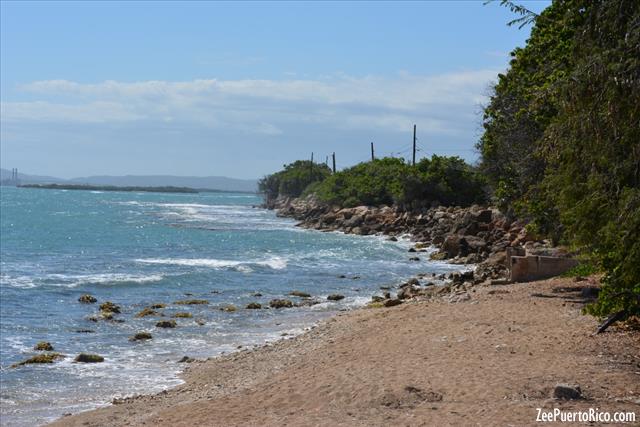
left=49, top=276, right=639, bottom=427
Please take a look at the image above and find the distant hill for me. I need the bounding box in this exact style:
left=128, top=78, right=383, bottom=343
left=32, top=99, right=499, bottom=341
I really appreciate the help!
left=0, top=169, right=257, bottom=193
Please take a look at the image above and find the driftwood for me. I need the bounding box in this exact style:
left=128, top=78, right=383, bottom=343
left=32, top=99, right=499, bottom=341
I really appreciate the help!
left=595, top=310, right=625, bottom=334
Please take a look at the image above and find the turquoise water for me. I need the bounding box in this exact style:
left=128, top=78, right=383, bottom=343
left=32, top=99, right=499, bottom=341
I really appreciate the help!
left=0, top=187, right=460, bottom=426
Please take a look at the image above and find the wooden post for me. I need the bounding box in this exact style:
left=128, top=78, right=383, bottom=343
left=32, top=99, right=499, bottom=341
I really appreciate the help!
left=412, top=124, right=416, bottom=166
left=371, top=142, right=375, bottom=161
left=332, top=152, right=336, bottom=173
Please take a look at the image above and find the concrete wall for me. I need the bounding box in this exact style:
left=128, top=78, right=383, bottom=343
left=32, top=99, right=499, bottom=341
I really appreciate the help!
left=509, top=255, right=578, bottom=282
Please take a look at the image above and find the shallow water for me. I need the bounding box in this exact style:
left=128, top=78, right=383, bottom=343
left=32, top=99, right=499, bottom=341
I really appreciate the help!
left=0, top=187, right=461, bottom=426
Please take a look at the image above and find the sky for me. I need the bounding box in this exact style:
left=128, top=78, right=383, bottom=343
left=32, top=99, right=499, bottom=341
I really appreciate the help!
left=0, top=1, right=549, bottom=179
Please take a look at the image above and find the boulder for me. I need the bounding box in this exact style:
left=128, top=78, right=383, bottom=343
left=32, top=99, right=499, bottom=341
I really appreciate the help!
left=149, top=303, right=166, bottom=309
left=78, top=294, right=97, bottom=304
left=383, top=299, right=403, bottom=307
left=552, top=384, right=582, bottom=400
left=135, top=308, right=158, bottom=318
left=156, top=320, right=177, bottom=328
left=12, top=353, right=64, bottom=367
left=327, top=294, right=345, bottom=301
left=289, top=291, right=311, bottom=298
left=220, top=305, right=237, bottom=312
left=269, top=299, right=293, bottom=309
left=129, top=332, right=153, bottom=341
left=174, top=299, right=208, bottom=305
left=99, top=301, right=120, bottom=314
left=172, top=312, right=192, bottom=318
left=34, top=341, right=54, bottom=351
left=246, top=302, right=262, bottom=309
left=74, top=353, right=104, bottom=363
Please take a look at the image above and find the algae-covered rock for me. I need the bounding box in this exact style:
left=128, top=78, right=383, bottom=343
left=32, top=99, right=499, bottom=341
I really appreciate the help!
left=289, top=291, right=311, bottom=298
left=429, top=251, right=448, bottom=261
left=149, top=303, right=166, bottom=309
left=12, top=353, right=64, bottom=367
left=99, top=301, right=121, bottom=313
left=174, top=299, right=208, bottom=305
left=269, top=299, right=293, bottom=309
left=135, top=308, right=158, bottom=318
left=246, top=302, right=262, bottom=309
left=34, top=341, right=54, bottom=351
left=327, top=294, right=345, bottom=301
left=129, top=332, right=153, bottom=341
left=74, top=353, right=104, bottom=363
left=366, top=302, right=385, bottom=309
left=78, top=294, right=97, bottom=304
left=156, top=320, right=177, bottom=328
left=220, top=304, right=237, bottom=312
left=172, top=312, right=192, bottom=318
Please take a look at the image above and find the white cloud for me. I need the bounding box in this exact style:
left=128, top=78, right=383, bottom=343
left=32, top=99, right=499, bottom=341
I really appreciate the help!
left=3, top=70, right=498, bottom=135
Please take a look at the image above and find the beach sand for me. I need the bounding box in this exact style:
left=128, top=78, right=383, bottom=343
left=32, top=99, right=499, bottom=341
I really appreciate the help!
left=50, top=276, right=639, bottom=426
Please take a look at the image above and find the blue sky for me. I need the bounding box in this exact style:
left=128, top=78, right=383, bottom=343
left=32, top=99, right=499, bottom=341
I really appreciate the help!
left=1, top=1, right=549, bottom=179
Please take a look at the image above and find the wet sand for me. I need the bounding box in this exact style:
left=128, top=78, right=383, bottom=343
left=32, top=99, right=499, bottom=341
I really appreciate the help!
left=50, top=276, right=639, bottom=426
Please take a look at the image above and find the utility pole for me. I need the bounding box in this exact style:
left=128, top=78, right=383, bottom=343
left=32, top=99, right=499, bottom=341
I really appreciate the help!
left=332, top=152, right=336, bottom=174
left=310, top=152, right=314, bottom=180
left=412, top=124, right=417, bottom=166
left=371, top=142, right=375, bottom=161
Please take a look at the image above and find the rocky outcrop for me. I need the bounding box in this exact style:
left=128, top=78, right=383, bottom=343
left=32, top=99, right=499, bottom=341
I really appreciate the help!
left=268, top=196, right=572, bottom=282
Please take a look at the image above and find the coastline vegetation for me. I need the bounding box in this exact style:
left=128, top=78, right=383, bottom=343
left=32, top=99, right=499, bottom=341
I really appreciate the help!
left=259, top=0, right=639, bottom=320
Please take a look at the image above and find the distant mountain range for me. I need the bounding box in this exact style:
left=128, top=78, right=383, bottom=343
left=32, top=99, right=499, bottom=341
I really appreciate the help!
left=0, top=168, right=257, bottom=193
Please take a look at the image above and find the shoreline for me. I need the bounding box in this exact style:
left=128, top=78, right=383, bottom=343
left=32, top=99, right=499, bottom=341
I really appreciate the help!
left=49, top=275, right=639, bottom=426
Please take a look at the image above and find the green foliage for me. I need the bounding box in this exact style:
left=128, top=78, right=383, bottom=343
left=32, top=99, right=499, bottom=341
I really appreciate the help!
left=481, top=0, right=640, bottom=318
left=258, top=160, right=331, bottom=201
left=311, top=156, right=486, bottom=208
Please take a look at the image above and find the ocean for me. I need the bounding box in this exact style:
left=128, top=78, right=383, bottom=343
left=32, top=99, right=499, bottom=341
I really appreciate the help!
left=0, top=186, right=460, bottom=426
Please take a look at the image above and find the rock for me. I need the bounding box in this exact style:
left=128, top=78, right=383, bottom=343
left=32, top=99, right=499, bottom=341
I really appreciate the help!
left=78, top=294, right=97, bottom=304
left=552, top=384, right=582, bottom=400
left=135, top=308, right=158, bottom=318
left=12, top=353, right=64, bottom=367
left=367, top=302, right=385, bottom=308
left=34, top=341, right=54, bottom=351
left=289, top=291, right=311, bottom=298
left=178, top=356, right=195, bottom=363
left=156, top=320, right=177, bottom=328
left=327, top=294, right=345, bottom=301
left=172, top=312, right=192, bottom=318
left=408, top=248, right=417, bottom=253
left=251, top=292, right=263, bottom=297
left=442, top=235, right=468, bottom=258
left=220, top=305, right=237, bottom=312
left=269, top=299, right=293, bottom=309
left=387, top=236, right=398, bottom=242
left=75, top=329, right=95, bottom=333
left=74, top=353, right=104, bottom=363
left=149, top=303, right=166, bottom=309
left=246, top=302, right=262, bottom=309
left=174, top=299, right=208, bottom=305
left=99, top=301, right=120, bottom=314
left=296, top=299, right=321, bottom=307
left=129, top=332, right=153, bottom=341
left=383, top=299, right=403, bottom=307
left=408, top=257, right=420, bottom=261
left=371, top=295, right=384, bottom=302
left=407, top=278, right=420, bottom=286
left=337, top=274, right=347, bottom=279
left=429, top=251, right=447, bottom=261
